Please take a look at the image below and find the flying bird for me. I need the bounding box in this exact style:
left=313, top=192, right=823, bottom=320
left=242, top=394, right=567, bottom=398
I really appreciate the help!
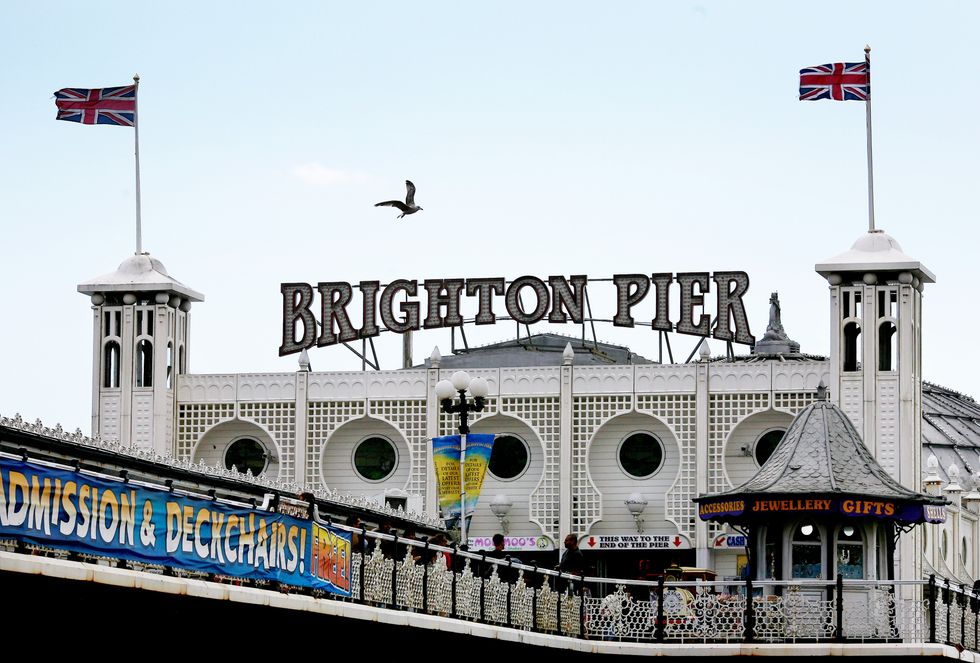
left=375, top=180, right=423, bottom=219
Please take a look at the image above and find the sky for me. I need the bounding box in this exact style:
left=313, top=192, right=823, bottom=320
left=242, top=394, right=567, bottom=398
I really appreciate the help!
left=1, top=1, right=978, bottom=433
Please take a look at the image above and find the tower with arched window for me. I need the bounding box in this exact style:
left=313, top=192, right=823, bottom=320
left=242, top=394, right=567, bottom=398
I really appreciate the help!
left=816, top=229, right=934, bottom=581
left=78, top=254, right=203, bottom=453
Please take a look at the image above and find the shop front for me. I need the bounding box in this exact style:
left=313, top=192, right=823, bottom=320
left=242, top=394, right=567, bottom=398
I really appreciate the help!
left=695, top=391, right=946, bottom=597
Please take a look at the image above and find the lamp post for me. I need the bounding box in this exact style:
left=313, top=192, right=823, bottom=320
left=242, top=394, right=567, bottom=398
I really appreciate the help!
left=436, top=370, right=489, bottom=546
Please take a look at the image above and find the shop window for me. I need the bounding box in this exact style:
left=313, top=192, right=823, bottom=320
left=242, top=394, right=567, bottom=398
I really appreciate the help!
left=225, top=438, right=267, bottom=475
left=836, top=525, right=864, bottom=579
left=353, top=436, right=398, bottom=482
left=135, top=339, right=153, bottom=387
left=617, top=432, right=664, bottom=479
left=791, top=521, right=822, bottom=579
left=488, top=434, right=530, bottom=481
left=754, top=429, right=785, bottom=467
left=103, top=341, right=120, bottom=388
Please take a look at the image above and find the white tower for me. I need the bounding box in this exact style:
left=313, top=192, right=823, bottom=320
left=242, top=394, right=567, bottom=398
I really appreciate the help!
left=816, top=229, right=934, bottom=580
left=78, top=254, right=204, bottom=454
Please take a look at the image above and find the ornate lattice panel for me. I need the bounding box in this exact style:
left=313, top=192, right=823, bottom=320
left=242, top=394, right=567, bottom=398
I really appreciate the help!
left=707, top=393, right=770, bottom=537
left=636, top=394, right=696, bottom=540
left=572, top=395, right=632, bottom=533
left=877, top=379, right=899, bottom=478
left=840, top=378, right=863, bottom=433
left=773, top=391, right=818, bottom=415
left=175, top=403, right=235, bottom=460
left=501, top=397, right=560, bottom=542
left=239, top=402, right=296, bottom=484
left=371, top=399, right=427, bottom=508
left=306, top=400, right=366, bottom=489
left=438, top=398, right=498, bottom=436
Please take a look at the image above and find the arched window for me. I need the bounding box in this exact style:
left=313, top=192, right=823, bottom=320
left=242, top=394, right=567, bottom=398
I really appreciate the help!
left=843, top=322, right=861, bottom=372
left=178, top=345, right=186, bottom=375
left=878, top=321, right=897, bottom=371
left=166, top=342, right=174, bottom=389
left=136, top=339, right=153, bottom=387
left=103, top=341, right=120, bottom=388
left=836, top=525, right=864, bottom=579
left=791, top=521, right=822, bottom=579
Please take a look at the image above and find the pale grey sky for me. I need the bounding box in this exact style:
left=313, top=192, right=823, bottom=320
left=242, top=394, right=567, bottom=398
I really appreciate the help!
left=1, top=1, right=977, bottom=431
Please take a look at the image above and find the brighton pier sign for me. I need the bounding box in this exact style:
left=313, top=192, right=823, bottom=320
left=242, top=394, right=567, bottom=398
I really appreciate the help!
left=279, top=272, right=754, bottom=356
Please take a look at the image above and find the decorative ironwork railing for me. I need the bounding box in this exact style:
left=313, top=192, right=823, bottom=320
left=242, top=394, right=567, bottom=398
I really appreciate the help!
left=8, top=521, right=979, bottom=651
left=341, top=527, right=975, bottom=648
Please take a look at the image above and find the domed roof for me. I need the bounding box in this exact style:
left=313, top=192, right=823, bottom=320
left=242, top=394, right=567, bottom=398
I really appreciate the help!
left=815, top=229, right=935, bottom=284
left=77, top=253, right=204, bottom=301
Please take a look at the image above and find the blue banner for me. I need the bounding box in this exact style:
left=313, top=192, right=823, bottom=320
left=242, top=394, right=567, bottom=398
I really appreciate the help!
left=0, top=458, right=351, bottom=596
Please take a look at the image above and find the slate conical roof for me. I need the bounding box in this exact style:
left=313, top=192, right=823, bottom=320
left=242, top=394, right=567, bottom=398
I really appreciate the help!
left=701, top=399, right=944, bottom=503
left=729, top=401, right=924, bottom=500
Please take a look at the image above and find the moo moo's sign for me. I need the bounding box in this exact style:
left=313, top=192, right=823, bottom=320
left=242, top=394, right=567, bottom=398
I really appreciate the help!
left=279, top=273, right=754, bottom=356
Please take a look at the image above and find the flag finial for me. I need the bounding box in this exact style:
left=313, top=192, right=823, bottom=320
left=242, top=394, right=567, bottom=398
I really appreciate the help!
left=864, top=44, right=871, bottom=54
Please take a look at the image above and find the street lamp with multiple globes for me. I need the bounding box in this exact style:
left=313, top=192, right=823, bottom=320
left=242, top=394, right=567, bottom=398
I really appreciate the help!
left=435, top=370, right=490, bottom=545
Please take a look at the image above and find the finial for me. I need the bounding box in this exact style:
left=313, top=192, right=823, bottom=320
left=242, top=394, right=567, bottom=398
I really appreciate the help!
left=430, top=346, right=441, bottom=369
left=864, top=45, right=871, bottom=54
left=816, top=380, right=829, bottom=401
left=946, top=463, right=964, bottom=493
left=298, top=348, right=311, bottom=372
left=923, top=454, right=943, bottom=495
left=133, top=73, right=140, bottom=83
left=562, top=342, right=575, bottom=366
left=699, top=340, right=710, bottom=360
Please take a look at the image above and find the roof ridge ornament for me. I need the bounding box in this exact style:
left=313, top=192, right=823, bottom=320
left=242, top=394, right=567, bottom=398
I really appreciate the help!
left=751, top=292, right=801, bottom=356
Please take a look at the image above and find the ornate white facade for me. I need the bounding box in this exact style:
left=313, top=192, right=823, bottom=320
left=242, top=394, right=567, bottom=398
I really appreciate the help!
left=78, top=230, right=980, bottom=583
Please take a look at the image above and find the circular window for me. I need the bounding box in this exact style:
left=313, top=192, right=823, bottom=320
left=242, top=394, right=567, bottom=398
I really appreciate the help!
left=225, top=438, right=267, bottom=475
left=618, top=432, right=664, bottom=479
left=488, top=434, right=530, bottom=480
left=353, top=436, right=398, bottom=482
left=754, top=429, right=786, bottom=467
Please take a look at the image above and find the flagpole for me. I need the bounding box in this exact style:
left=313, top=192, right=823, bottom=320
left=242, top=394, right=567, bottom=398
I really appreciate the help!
left=133, top=74, right=143, bottom=254
left=864, top=46, right=876, bottom=233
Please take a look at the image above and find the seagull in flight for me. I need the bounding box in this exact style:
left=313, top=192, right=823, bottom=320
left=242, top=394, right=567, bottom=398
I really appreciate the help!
left=375, top=180, right=423, bottom=219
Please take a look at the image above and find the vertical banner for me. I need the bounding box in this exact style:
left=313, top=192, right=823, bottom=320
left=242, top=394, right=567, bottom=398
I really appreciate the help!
left=431, top=434, right=496, bottom=528
left=432, top=435, right=462, bottom=525
left=463, top=434, right=495, bottom=518
left=0, top=458, right=351, bottom=596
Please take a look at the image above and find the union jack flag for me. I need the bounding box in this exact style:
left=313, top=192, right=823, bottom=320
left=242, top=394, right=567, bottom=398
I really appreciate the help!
left=54, top=85, right=136, bottom=126
left=799, top=62, right=869, bottom=101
